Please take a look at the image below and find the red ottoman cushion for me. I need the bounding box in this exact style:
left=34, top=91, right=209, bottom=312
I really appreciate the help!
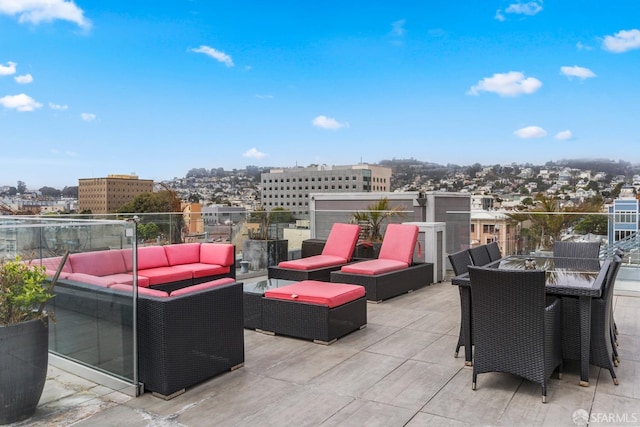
left=264, top=280, right=365, bottom=308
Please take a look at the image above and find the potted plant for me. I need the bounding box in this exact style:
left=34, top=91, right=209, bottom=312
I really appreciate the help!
left=351, top=197, right=406, bottom=258
left=0, top=255, right=59, bottom=425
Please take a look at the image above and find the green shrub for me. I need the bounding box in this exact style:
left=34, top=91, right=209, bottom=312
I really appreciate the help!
left=0, top=257, right=52, bottom=326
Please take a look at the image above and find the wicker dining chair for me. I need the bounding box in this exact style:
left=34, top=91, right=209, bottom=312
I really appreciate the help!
left=552, top=241, right=601, bottom=258
left=485, top=241, right=502, bottom=262
left=448, top=249, right=473, bottom=358
left=469, top=245, right=491, bottom=267
left=468, top=266, right=563, bottom=403
left=561, top=256, right=622, bottom=385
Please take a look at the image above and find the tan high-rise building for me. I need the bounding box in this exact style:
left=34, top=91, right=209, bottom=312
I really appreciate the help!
left=78, top=174, right=154, bottom=214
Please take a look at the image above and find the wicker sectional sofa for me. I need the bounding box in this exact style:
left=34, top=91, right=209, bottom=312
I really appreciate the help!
left=42, top=243, right=244, bottom=399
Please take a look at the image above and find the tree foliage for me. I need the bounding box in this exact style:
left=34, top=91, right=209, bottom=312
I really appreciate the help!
left=39, top=186, right=61, bottom=197
left=117, top=190, right=184, bottom=243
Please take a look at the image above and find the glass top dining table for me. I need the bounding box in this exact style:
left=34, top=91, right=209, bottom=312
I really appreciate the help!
left=451, top=254, right=611, bottom=386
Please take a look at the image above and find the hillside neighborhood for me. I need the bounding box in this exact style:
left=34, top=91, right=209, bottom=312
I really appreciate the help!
left=1, top=158, right=638, bottom=215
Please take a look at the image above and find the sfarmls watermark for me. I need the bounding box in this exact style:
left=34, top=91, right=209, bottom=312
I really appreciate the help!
left=572, top=409, right=639, bottom=425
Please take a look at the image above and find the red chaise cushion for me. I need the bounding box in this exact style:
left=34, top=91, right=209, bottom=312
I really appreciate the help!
left=378, top=224, right=419, bottom=265
left=321, top=223, right=361, bottom=261
left=278, top=255, right=347, bottom=271
left=340, top=259, right=408, bottom=275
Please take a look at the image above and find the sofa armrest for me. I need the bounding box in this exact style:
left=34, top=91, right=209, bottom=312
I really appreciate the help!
left=137, top=281, right=244, bottom=397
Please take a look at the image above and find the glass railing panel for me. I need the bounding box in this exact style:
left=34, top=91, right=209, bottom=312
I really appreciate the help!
left=0, top=217, right=138, bottom=394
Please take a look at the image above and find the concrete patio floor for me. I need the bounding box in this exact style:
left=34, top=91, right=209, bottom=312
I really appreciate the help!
left=12, top=278, right=640, bottom=427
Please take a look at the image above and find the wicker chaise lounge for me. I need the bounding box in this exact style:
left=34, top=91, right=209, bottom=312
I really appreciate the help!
left=329, top=224, right=433, bottom=302
left=268, top=223, right=361, bottom=282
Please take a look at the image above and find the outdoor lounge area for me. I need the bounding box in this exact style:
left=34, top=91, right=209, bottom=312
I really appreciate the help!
left=19, top=272, right=640, bottom=426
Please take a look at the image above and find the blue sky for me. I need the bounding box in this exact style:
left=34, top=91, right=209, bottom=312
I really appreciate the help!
left=1, top=1, right=639, bottom=189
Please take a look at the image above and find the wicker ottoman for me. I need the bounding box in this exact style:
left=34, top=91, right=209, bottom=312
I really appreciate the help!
left=261, top=280, right=367, bottom=344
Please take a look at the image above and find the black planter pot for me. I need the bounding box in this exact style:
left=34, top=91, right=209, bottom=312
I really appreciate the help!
left=353, top=242, right=382, bottom=259
left=242, top=239, right=288, bottom=271
left=0, top=317, right=49, bottom=425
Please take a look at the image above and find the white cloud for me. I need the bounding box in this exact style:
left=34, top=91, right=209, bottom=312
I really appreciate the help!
left=255, top=94, right=273, bottom=99
left=0, top=61, right=17, bottom=75
left=555, top=130, right=573, bottom=140
left=191, top=45, right=234, bottom=67
left=65, top=151, right=78, bottom=157
left=576, top=42, right=592, bottom=51
left=496, top=1, right=543, bottom=20
left=514, top=126, right=547, bottom=139
left=505, top=1, right=543, bottom=16
left=0, top=93, right=42, bottom=111
left=560, top=66, right=596, bottom=79
left=243, top=148, right=267, bottom=160
left=14, top=73, right=33, bottom=84
left=80, top=112, right=96, bottom=121
left=49, top=102, right=68, bottom=110
left=391, top=19, right=406, bottom=37
left=467, top=71, right=542, bottom=97
left=602, top=29, right=640, bottom=53
left=312, top=115, right=349, bottom=130
left=0, top=0, right=91, bottom=29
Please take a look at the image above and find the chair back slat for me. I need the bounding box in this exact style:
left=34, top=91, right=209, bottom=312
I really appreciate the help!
left=553, top=241, right=600, bottom=258
left=486, top=241, right=502, bottom=262
left=469, top=245, right=491, bottom=266
left=448, top=250, right=472, bottom=276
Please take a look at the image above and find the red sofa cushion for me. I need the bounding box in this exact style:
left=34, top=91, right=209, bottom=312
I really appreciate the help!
left=121, top=247, right=172, bottom=271
left=101, top=273, right=150, bottom=287
left=69, top=250, right=127, bottom=276
left=164, top=243, right=201, bottom=266
left=170, top=278, right=235, bottom=297
left=137, top=267, right=193, bottom=286
left=39, top=256, right=73, bottom=273
left=111, top=284, right=169, bottom=298
left=264, top=280, right=365, bottom=308
left=321, top=223, right=360, bottom=261
left=170, top=263, right=230, bottom=279
left=278, top=255, right=347, bottom=271
left=67, top=273, right=117, bottom=287
left=378, top=224, right=418, bottom=265
left=137, top=246, right=170, bottom=270
left=340, top=259, right=408, bottom=275
left=200, top=243, right=234, bottom=266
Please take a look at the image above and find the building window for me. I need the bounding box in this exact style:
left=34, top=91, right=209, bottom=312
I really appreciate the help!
left=471, top=224, right=475, bottom=233
left=615, top=211, right=637, bottom=224
left=482, top=224, right=496, bottom=234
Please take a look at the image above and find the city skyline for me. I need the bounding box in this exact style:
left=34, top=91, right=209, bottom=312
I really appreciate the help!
left=1, top=1, right=639, bottom=189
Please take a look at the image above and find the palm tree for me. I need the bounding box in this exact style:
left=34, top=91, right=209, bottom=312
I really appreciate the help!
left=507, top=194, right=602, bottom=251
left=351, top=198, right=405, bottom=242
